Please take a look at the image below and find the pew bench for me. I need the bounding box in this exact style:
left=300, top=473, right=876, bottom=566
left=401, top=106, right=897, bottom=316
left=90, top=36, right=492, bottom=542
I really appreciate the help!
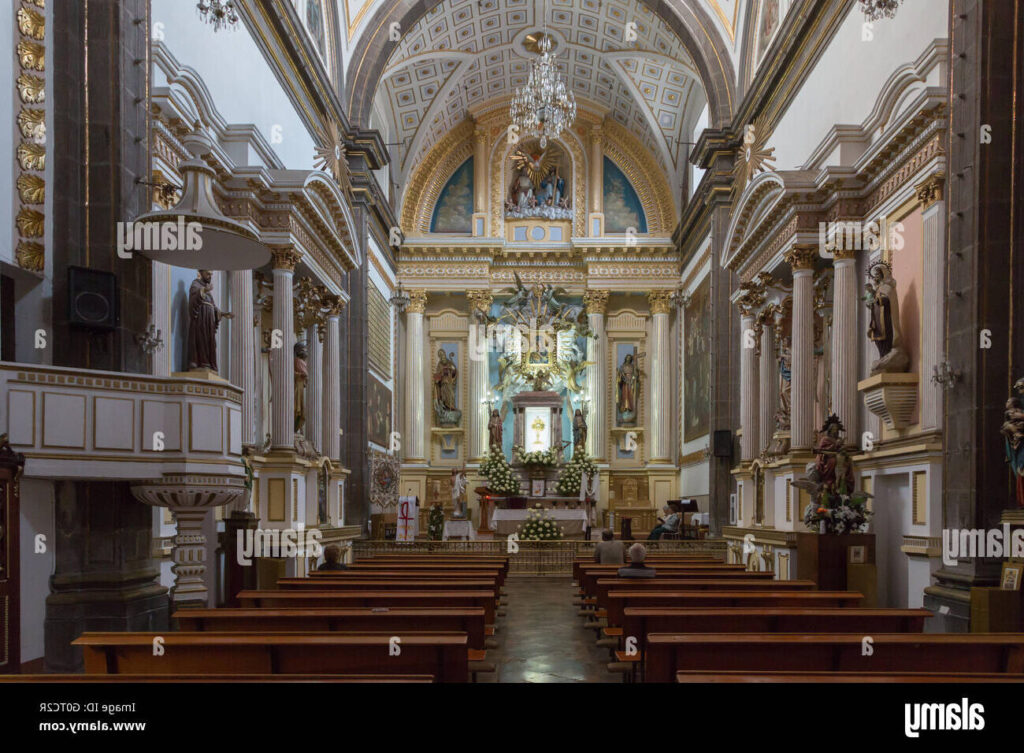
left=236, top=590, right=497, bottom=624
left=1, top=674, right=436, bottom=683
left=277, top=578, right=501, bottom=601
left=605, top=590, right=863, bottom=627
left=674, top=671, right=1024, bottom=683
left=590, top=575, right=794, bottom=609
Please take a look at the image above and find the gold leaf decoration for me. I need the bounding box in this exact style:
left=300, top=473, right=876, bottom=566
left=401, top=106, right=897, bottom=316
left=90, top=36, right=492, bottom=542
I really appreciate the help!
left=29, top=0, right=46, bottom=7
left=17, top=73, right=45, bottom=104
left=17, top=7, right=45, bottom=41
left=733, top=117, right=777, bottom=195
left=16, top=241, right=44, bottom=272
left=313, top=120, right=351, bottom=190
left=16, top=208, right=45, bottom=238
left=17, top=174, right=45, bottom=204
left=17, top=142, right=45, bottom=171
left=17, top=107, right=45, bottom=142
left=17, top=40, right=45, bottom=71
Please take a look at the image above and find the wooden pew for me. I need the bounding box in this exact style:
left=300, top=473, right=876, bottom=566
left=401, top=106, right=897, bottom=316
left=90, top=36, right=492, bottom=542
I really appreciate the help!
left=675, top=671, right=1024, bottom=683
left=593, top=577, right=812, bottom=611
left=2, top=674, right=436, bottom=683
left=236, top=590, right=497, bottom=623
left=359, top=558, right=510, bottom=579
left=276, top=578, right=500, bottom=600
left=337, top=565, right=506, bottom=586
left=605, top=590, right=863, bottom=628
left=577, top=564, right=748, bottom=593
left=572, top=556, right=719, bottom=580
left=174, top=607, right=488, bottom=649
left=644, top=633, right=1024, bottom=683
left=73, top=631, right=470, bottom=682
left=583, top=570, right=777, bottom=600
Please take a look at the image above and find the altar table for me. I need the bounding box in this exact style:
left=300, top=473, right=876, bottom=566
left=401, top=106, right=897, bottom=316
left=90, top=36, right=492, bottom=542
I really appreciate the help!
left=442, top=519, right=476, bottom=541
left=489, top=508, right=589, bottom=536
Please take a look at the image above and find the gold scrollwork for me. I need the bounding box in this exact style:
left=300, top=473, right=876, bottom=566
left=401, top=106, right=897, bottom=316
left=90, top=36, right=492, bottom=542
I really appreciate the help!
left=17, top=107, right=45, bottom=141
left=16, top=174, right=45, bottom=204
left=17, top=6, right=45, bottom=40
left=16, top=73, right=45, bottom=104
left=17, top=40, right=45, bottom=70
left=16, top=208, right=44, bottom=237
left=15, top=241, right=44, bottom=272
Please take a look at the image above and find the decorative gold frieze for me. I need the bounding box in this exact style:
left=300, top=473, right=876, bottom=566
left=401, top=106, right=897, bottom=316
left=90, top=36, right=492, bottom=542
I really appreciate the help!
left=406, top=290, right=428, bottom=314
left=15, top=0, right=46, bottom=274
left=16, top=173, right=44, bottom=204
left=17, top=107, right=45, bottom=141
left=17, top=142, right=45, bottom=171
left=15, top=208, right=44, bottom=237
left=648, top=290, right=675, bottom=315
left=17, top=40, right=45, bottom=70
left=915, top=173, right=945, bottom=210
left=583, top=290, right=610, bottom=315
left=16, top=73, right=44, bottom=104
left=16, top=6, right=45, bottom=40
left=15, top=241, right=44, bottom=272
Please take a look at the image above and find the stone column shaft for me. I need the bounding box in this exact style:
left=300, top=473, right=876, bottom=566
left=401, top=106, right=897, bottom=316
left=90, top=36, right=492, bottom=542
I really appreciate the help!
left=270, top=249, right=299, bottom=449
left=788, top=248, right=817, bottom=450
left=324, top=309, right=343, bottom=461
left=467, top=291, right=493, bottom=460
left=758, top=321, right=777, bottom=453
left=648, top=291, right=673, bottom=462
left=831, top=254, right=859, bottom=438
left=584, top=291, right=609, bottom=460
left=404, top=291, right=428, bottom=462
left=229, top=269, right=256, bottom=445
left=739, top=312, right=759, bottom=461
left=306, top=324, right=323, bottom=451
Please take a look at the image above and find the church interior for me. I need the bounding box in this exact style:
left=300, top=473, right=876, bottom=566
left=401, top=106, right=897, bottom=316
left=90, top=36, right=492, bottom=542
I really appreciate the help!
left=2, top=0, right=1024, bottom=725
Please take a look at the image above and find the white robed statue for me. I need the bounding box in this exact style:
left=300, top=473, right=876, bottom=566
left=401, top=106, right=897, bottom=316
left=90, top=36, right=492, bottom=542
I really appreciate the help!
left=451, top=469, right=468, bottom=519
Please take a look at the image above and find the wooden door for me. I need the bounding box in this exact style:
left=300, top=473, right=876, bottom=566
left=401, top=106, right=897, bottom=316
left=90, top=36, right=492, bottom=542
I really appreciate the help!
left=0, top=439, right=24, bottom=673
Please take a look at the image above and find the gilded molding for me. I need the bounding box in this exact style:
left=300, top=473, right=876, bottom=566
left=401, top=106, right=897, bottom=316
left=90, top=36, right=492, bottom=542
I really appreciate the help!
left=15, top=0, right=46, bottom=274
left=16, top=173, right=44, bottom=204
left=915, top=173, right=945, bottom=210
left=401, top=120, right=475, bottom=234
left=583, top=290, right=610, bottom=315
left=601, top=119, right=675, bottom=234
left=16, top=6, right=44, bottom=40
left=406, top=290, right=428, bottom=314
left=15, top=241, right=43, bottom=272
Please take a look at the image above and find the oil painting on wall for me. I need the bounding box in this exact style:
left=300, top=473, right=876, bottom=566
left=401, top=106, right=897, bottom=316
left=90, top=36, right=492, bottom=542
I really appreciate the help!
left=368, top=374, right=393, bottom=448
left=430, top=157, right=473, bottom=233
left=603, top=156, right=647, bottom=233
left=684, top=278, right=711, bottom=442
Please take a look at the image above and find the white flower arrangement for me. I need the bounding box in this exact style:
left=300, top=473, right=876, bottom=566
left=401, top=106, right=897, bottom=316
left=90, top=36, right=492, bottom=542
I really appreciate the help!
left=480, top=446, right=520, bottom=496
left=516, top=504, right=565, bottom=540
left=555, top=452, right=598, bottom=497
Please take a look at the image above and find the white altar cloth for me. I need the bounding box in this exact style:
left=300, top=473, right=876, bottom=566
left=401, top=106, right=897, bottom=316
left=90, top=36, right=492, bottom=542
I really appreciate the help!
left=442, top=519, right=476, bottom=541
left=490, top=508, right=589, bottom=536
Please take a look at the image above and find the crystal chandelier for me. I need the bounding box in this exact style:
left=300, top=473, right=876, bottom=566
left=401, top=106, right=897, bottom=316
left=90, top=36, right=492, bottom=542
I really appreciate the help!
left=197, top=0, right=240, bottom=32
left=510, top=32, right=576, bottom=149
left=858, top=0, right=903, bottom=21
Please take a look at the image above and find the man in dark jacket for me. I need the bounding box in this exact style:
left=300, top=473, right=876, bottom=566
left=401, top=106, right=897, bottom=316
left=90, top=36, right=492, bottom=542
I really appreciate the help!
left=617, top=543, right=656, bottom=578
left=316, top=544, right=348, bottom=571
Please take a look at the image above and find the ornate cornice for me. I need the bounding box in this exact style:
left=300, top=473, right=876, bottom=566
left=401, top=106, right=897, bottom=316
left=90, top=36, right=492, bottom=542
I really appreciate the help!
left=583, top=290, right=610, bottom=315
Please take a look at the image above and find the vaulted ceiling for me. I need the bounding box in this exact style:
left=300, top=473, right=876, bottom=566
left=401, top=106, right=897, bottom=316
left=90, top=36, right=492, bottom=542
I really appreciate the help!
left=366, top=0, right=714, bottom=200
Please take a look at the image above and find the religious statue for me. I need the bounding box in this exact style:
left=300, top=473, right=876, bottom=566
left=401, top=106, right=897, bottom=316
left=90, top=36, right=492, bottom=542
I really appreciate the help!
left=616, top=353, right=639, bottom=425
left=487, top=408, right=503, bottom=450
left=776, top=337, right=792, bottom=431
left=864, top=261, right=910, bottom=374
left=507, top=145, right=572, bottom=219
left=552, top=166, right=565, bottom=207
left=572, top=409, right=588, bottom=455
left=1001, top=377, right=1024, bottom=508
left=186, top=269, right=233, bottom=372
left=511, top=168, right=535, bottom=210
left=451, top=469, right=468, bottom=520
left=811, top=414, right=855, bottom=496
left=294, top=341, right=308, bottom=434
left=433, top=349, right=462, bottom=427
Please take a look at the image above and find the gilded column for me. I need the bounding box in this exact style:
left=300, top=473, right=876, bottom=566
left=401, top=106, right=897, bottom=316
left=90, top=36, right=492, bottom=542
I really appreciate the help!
left=648, top=290, right=674, bottom=462
left=584, top=290, right=610, bottom=460
left=589, top=126, right=604, bottom=215
left=786, top=246, right=818, bottom=450
left=404, top=291, right=428, bottom=462
left=229, top=269, right=257, bottom=445
left=270, top=248, right=300, bottom=449
left=831, top=249, right=859, bottom=439
left=757, top=310, right=777, bottom=454
left=323, top=297, right=344, bottom=461
left=467, top=290, right=494, bottom=460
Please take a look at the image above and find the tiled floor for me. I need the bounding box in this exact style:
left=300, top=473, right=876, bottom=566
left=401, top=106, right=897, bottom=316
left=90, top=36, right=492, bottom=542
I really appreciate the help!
left=482, top=576, right=611, bottom=683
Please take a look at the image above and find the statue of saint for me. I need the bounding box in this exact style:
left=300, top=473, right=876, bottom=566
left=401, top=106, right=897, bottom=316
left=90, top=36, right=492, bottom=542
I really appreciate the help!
left=511, top=168, right=535, bottom=210
left=864, top=261, right=910, bottom=374
left=433, top=349, right=461, bottom=426
left=572, top=409, right=588, bottom=454
left=616, top=353, right=639, bottom=424
left=487, top=409, right=503, bottom=450
left=294, top=341, right=308, bottom=434
left=186, top=269, right=233, bottom=372
left=553, top=166, right=565, bottom=207
left=812, top=414, right=855, bottom=496
left=451, top=469, right=468, bottom=519
left=776, top=337, right=792, bottom=431
left=1002, top=377, right=1024, bottom=508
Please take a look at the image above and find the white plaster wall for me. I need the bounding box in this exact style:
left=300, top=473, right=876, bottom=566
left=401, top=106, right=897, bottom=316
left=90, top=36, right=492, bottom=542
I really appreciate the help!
left=688, top=102, right=709, bottom=199
left=19, top=478, right=55, bottom=665
left=769, top=0, right=948, bottom=170
left=151, top=0, right=315, bottom=170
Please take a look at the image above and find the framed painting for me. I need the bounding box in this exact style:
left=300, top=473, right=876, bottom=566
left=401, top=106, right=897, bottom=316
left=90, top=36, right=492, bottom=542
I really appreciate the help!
left=368, top=375, right=392, bottom=448
left=684, top=277, right=711, bottom=442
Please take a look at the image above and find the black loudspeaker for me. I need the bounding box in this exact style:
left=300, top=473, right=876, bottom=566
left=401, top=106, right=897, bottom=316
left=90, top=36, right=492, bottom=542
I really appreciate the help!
left=68, top=266, right=118, bottom=331
left=713, top=429, right=733, bottom=458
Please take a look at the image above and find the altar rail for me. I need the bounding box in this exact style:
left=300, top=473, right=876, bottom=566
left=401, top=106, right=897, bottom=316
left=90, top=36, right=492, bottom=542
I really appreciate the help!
left=352, top=539, right=727, bottom=576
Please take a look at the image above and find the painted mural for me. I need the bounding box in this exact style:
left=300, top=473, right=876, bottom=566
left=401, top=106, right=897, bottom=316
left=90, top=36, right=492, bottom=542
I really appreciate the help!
left=757, top=0, right=781, bottom=61
left=603, top=156, right=647, bottom=233
left=684, top=278, right=711, bottom=442
left=430, top=157, right=474, bottom=233
left=368, top=374, right=393, bottom=448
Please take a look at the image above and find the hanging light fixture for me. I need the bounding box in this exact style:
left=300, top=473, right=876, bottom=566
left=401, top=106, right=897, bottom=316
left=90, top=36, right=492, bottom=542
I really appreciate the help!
left=858, top=0, right=903, bottom=21
left=389, top=283, right=411, bottom=313
left=197, top=0, right=240, bottom=32
left=510, top=2, right=576, bottom=149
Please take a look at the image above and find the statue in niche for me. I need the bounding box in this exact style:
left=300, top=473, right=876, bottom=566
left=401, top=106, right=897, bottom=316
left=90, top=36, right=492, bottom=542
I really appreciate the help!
left=864, top=261, right=910, bottom=374
left=572, top=409, right=588, bottom=455
left=488, top=409, right=503, bottom=450
left=511, top=167, right=535, bottom=211
left=433, top=349, right=462, bottom=427
left=506, top=144, right=572, bottom=220
left=186, top=269, right=233, bottom=372
left=775, top=336, right=792, bottom=432
left=294, top=341, right=308, bottom=434
left=616, top=353, right=639, bottom=425
left=1002, top=377, right=1024, bottom=508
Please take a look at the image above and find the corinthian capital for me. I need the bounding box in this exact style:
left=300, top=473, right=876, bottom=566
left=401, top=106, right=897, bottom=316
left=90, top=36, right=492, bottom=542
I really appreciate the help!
left=583, top=289, right=610, bottom=315
left=648, top=290, right=674, bottom=315
left=784, top=245, right=818, bottom=271
left=466, top=290, right=493, bottom=315
left=406, top=290, right=428, bottom=314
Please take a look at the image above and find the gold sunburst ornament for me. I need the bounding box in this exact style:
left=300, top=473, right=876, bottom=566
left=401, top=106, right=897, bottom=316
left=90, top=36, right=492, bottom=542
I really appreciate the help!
left=733, top=119, right=777, bottom=194
left=314, top=120, right=350, bottom=191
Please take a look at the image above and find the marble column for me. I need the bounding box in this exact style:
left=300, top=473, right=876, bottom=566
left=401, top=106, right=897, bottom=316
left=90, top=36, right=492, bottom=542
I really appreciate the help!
left=739, top=310, right=760, bottom=461
left=473, top=126, right=488, bottom=214
left=786, top=246, right=818, bottom=450
left=648, top=291, right=674, bottom=462
left=323, top=299, right=344, bottom=461
left=757, top=314, right=777, bottom=453
left=305, top=324, right=323, bottom=451
left=917, top=175, right=946, bottom=432
left=584, top=290, right=609, bottom=460
left=151, top=262, right=172, bottom=376
left=467, top=290, right=493, bottom=461
left=229, top=269, right=257, bottom=445
left=270, top=248, right=300, bottom=450
left=831, top=250, right=859, bottom=439
left=404, top=291, right=428, bottom=462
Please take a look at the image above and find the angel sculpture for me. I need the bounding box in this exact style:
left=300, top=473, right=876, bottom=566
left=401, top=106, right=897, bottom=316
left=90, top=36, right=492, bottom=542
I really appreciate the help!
left=510, top=147, right=556, bottom=188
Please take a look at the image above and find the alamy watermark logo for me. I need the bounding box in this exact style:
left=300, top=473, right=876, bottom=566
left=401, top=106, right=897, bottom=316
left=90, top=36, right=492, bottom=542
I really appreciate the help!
left=236, top=527, right=323, bottom=566
left=905, top=699, right=984, bottom=738
left=117, top=216, right=203, bottom=259
left=942, top=523, right=1024, bottom=566
left=817, top=216, right=904, bottom=258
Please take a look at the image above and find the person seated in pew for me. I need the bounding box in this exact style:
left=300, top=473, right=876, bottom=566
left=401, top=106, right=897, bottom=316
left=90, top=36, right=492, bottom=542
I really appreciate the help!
left=316, top=544, right=348, bottom=571
left=617, top=544, right=656, bottom=578
left=647, top=505, right=680, bottom=540
left=593, top=529, right=626, bottom=564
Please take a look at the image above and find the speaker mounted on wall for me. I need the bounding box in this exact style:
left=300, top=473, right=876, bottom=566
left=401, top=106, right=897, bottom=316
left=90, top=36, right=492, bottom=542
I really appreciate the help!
left=68, top=266, right=119, bottom=331
left=713, top=429, right=733, bottom=458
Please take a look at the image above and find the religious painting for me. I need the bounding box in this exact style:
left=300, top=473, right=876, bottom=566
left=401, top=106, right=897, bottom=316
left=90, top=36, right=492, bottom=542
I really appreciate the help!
left=369, top=448, right=399, bottom=510
left=306, top=0, right=326, bottom=56
left=430, top=158, right=473, bottom=233
left=367, top=375, right=392, bottom=448
left=684, top=278, right=711, bottom=442
left=505, top=140, right=572, bottom=220
left=757, top=0, right=780, bottom=61
left=603, top=157, right=647, bottom=233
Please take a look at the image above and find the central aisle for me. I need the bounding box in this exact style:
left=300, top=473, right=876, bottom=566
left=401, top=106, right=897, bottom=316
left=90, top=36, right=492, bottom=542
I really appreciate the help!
left=483, top=576, right=609, bottom=683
